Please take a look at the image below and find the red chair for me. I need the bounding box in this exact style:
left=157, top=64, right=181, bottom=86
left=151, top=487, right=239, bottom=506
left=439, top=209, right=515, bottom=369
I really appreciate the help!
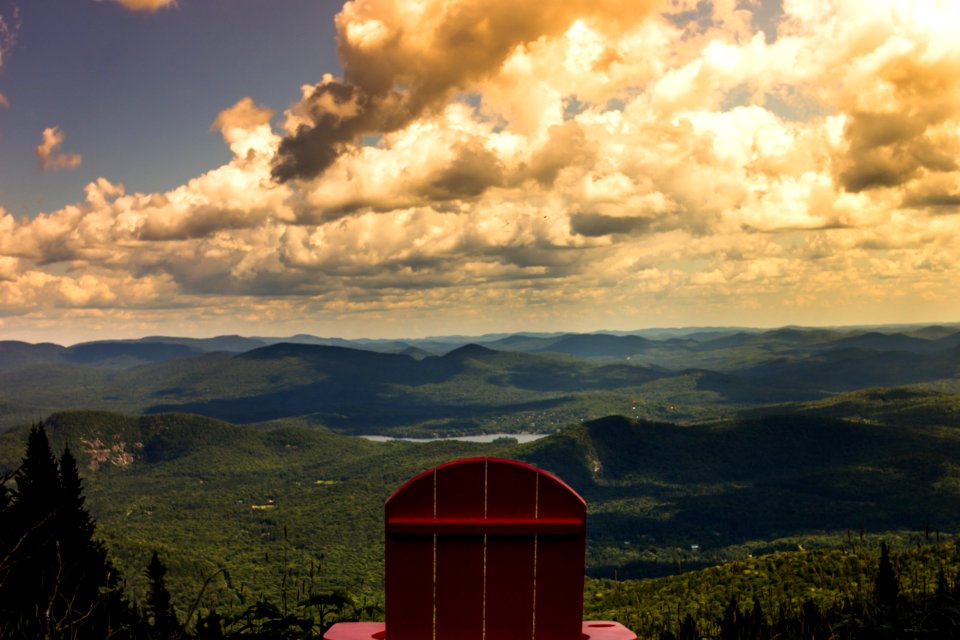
left=325, top=457, right=635, bottom=640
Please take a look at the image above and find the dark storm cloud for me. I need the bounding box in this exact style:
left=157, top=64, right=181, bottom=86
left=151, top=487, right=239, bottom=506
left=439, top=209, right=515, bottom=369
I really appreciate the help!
left=570, top=212, right=652, bottom=237
left=271, top=0, right=660, bottom=184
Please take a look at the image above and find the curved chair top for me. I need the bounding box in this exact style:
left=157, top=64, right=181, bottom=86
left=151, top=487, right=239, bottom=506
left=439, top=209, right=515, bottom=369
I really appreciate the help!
left=385, top=456, right=586, bottom=525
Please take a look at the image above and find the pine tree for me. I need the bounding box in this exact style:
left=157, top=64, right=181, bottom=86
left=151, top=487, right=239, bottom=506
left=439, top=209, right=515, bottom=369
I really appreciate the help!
left=56, top=443, right=132, bottom=637
left=0, top=471, right=13, bottom=608
left=146, top=550, right=179, bottom=639
left=875, top=541, right=900, bottom=612
left=57, top=445, right=96, bottom=542
left=0, top=423, right=137, bottom=639
left=14, top=423, right=61, bottom=518
left=2, top=424, right=63, bottom=637
left=677, top=613, right=698, bottom=640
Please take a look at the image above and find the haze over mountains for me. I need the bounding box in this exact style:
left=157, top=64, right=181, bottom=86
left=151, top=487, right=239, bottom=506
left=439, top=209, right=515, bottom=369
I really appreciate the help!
left=8, top=322, right=958, bottom=464
left=2, top=324, right=959, bottom=434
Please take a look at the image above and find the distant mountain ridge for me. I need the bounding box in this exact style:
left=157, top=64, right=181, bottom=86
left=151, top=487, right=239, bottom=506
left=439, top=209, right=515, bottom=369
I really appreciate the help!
left=2, top=323, right=959, bottom=434
left=7, top=321, right=960, bottom=362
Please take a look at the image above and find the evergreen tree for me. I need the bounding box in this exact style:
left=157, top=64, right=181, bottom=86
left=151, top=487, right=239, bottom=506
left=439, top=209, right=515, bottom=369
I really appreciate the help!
left=0, top=471, right=13, bottom=611
left=677, top=613, right=698, bottom=640
left=57, top=445, right=96, bottom=542
left=56, top=443, right=132, bottom=637
left=13, top=422, right=61, bottom=519
left=874, top=541, right=900, bottom=612
left=0, top=423, right=137, bottom=639
left=936, top=567, right=950, bottom=598
left=2, top=424, right=63, bottom=637
left=719, top=597, right=740, bottom=640
left=146, top=550, right=180, bottom=639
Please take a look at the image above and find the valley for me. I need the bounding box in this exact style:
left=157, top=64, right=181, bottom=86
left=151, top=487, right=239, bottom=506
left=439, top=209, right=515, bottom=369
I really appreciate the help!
left=2, top=324, right=960, bottom=636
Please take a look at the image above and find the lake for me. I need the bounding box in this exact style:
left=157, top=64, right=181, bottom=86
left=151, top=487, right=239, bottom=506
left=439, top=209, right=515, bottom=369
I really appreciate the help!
left=359, top=433, right=548, bottom=444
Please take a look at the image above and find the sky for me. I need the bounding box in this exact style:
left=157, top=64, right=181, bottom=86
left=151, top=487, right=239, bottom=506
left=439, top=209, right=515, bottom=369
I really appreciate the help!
left=0, top=0, right=959, bottom=344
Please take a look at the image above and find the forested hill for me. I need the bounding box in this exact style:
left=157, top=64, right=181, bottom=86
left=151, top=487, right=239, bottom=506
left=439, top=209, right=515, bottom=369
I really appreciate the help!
left=524, top=413, right=960, bottom=577
left=3, top=324, right=960, bottom=434
left=6, top=415, right=960, bottom=638
left=4, top=405, right=960, bottom=620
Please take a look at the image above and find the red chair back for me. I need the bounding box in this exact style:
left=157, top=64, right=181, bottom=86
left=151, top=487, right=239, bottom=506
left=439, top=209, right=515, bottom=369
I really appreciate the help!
left=384, top=457, right=587, bottom=640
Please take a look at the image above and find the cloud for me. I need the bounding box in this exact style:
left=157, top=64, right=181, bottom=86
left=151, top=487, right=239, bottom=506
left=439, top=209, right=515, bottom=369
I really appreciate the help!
left=36, top=126, right=83, bottom=172
left=768, top=0, right=960, bottom=196
left=570, top=213, right=651, bottom=237
left=2, top=100, right=290, bottom=264
left=213, top=97, right=274, bottom=136
left=0, top=5, right=16, bottom=111
left=98, top=0, right=177, bottom=12
left=901, top=173, right=960, bottom=211
left=271, top=0, right=663, bottom=182
left=0, top=268, right=175, bottom=313
left=5, top=0, right=960, bottom=341
left=211, top=96, right=277, bottom=159
left=0, top=4, right=19, bottom=67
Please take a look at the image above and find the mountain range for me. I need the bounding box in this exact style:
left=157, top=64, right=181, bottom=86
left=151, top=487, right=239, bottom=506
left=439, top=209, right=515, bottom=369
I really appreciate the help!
left=2, top=324, right=959, bottom=433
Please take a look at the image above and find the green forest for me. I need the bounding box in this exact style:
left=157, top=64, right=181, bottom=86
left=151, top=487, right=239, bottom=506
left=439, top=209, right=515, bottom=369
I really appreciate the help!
left=4, top=408, right=960, bottom=638
left=4, top=326, right=960, bottom=637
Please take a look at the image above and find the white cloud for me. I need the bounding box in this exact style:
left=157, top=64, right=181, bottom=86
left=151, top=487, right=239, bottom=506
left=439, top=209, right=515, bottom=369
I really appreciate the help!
left=99, top=0, right=177, bottom=12
left=36, top=126, right=83, bottom=172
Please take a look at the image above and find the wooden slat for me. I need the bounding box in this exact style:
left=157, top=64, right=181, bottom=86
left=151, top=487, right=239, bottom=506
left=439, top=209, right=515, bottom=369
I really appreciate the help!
left=386, top=516, right=584, bottom=535
left=384, top=534, right=434, bottom=640
left=431, top=459, right=486, bottom=640
left=435, top=534, right=484, bottom=640
left=533, top=534, right=586, bottom=640
left=485, top=534, right=536, bottom=640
